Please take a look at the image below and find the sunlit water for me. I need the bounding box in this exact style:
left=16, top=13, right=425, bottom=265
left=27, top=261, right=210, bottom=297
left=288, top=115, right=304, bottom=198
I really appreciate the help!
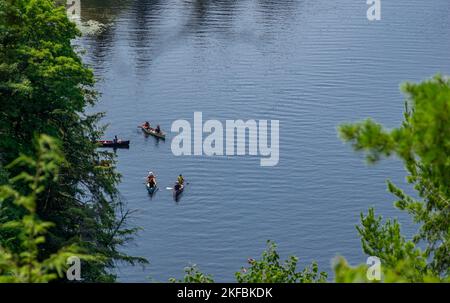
left=72, top=0, right=450, bottom=282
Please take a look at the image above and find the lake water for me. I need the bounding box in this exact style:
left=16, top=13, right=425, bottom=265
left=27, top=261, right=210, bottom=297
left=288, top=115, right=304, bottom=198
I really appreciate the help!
left=71, top=0, right=450, bottom=282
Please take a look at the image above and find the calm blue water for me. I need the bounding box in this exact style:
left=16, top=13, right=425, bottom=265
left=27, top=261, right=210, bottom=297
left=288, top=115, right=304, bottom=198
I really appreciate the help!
left=73, top=0, right=450, bottom=282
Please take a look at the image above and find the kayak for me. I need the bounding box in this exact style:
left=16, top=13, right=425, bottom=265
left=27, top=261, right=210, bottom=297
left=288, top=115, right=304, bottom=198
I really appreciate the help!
left=173, top=184, right=184, bottom=200
left=97, top=140, right=130, bottom=148
left=140, top=126, right=166, bottom=140
left=146, top=183, right=157, bottom=195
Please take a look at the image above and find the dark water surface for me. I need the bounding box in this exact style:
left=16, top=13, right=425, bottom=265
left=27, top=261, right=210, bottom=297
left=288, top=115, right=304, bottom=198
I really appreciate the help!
left=72, top=0, right=450, bottom=281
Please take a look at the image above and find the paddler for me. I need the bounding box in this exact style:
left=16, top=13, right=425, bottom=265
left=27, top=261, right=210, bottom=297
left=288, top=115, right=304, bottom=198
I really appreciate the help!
left=142, top=121, right=151, bottom=130
left=147, top=171, right=156, bottom=188
left=177, top=174, right=184, bottom=185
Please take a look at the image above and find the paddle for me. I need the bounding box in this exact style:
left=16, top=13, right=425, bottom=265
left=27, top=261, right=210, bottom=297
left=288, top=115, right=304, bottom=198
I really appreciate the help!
left=166, top=182, right=189, bottom=190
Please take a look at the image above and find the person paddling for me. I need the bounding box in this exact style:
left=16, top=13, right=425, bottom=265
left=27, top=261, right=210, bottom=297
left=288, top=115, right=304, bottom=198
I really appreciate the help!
left=142, top=121, right=150, bottom=130
left=155, top=124, right=161, bottom=133
left=147, top=171, right=156, bottom=188
left=177, top=174, right=184, bottom=185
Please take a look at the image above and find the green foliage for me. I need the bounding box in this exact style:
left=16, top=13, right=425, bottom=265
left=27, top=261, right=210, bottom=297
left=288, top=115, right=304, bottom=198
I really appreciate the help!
left=171, top=241, right=327, bottom=283
left=0, top=166, right=8, bottom=185
left=235, top=241, right=327, bottom=283
left=333, top=257, right=372, bottom=283
left=333, top=257, right=448, bottom=283
left=0, top=135, right=98, bottom=282
left=356, top=209, right=428, bottom=279
left=169, top=265, right=215, bottom=283
left=339, top=75, right=450, bottom=279
left=333, top=209, right=442, bottom=283
left=0, top=0, right=146, bottom=281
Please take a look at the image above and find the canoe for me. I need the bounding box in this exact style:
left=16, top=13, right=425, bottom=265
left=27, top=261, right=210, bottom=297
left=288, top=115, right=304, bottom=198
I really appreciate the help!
left=140, top=126, right=166, bottom=139
left=146, top=183, right=157, bottom=195
left=97, top=140, right=130, bottom=148
left=173, top=184, right=184, bottom=199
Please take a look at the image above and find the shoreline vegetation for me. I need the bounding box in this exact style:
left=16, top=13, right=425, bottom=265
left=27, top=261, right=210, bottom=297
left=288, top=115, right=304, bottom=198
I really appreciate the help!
left=0, top=1, right=448, bottom=283
left=0, top=0, right=147, bottom=282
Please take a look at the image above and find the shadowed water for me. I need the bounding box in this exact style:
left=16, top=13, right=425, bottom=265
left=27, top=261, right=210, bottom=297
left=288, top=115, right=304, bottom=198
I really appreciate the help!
left=72, top=0, right=450, bottom=281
